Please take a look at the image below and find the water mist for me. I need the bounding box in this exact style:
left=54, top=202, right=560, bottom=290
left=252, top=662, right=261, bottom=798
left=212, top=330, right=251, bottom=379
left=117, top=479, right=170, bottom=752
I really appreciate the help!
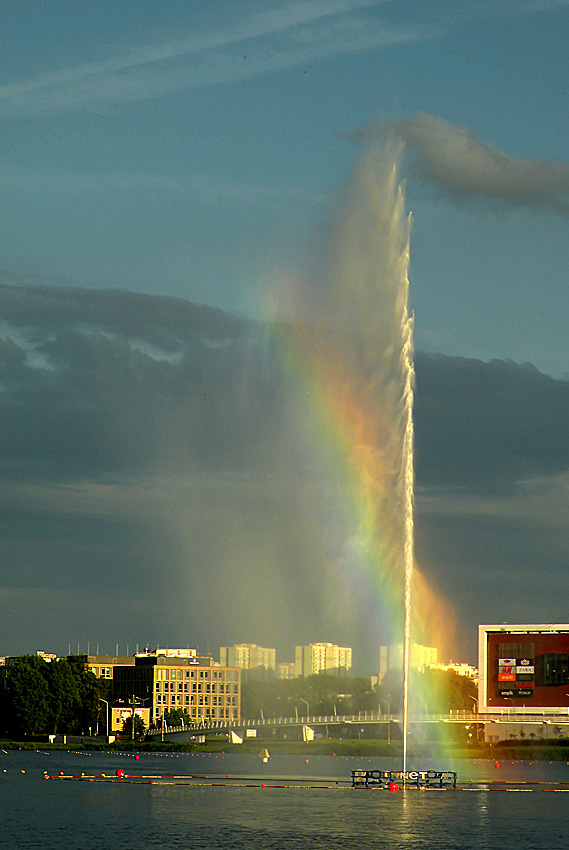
left=284, top=134, right=415, bottom=773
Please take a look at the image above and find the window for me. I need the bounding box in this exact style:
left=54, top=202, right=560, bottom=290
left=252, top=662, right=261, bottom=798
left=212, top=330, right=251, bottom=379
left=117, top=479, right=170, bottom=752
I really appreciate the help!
left=541, top=654, right=569, bottom=686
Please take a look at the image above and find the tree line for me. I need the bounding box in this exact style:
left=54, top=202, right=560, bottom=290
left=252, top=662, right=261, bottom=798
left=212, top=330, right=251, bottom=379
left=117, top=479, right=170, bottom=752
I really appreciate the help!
left=240, top=667, right=478, bottom=719
left=0, top=655, right=109, bottom=738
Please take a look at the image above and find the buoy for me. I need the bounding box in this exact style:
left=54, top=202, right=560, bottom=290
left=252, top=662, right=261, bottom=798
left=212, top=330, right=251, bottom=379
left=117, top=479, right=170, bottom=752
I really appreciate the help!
left=21, top=769, right=25, bottom=774
left=305, top=759, right=309, bottom=764
left=116, top=769, right=125, bottom=778
left=495, top=761, right=500, bottom=768
left=135, top=755, right=140, bottom=761
left=388, top=781, right=399, bottom=793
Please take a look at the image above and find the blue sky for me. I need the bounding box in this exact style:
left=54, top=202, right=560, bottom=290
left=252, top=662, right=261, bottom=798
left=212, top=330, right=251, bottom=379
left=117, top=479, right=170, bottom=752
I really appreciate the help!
left=1, top=2, right=569, bottom=667
left=2, top=0, right=568, bottom=376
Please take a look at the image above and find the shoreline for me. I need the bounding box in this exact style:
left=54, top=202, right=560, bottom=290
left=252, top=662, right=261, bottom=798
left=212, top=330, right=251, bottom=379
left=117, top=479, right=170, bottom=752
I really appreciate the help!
left=3, top=737, right=569, bottom=761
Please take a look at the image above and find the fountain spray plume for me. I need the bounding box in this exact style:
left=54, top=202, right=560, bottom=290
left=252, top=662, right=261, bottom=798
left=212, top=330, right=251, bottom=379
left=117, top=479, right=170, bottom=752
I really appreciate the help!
left=275, top=132, right=415, bottom=772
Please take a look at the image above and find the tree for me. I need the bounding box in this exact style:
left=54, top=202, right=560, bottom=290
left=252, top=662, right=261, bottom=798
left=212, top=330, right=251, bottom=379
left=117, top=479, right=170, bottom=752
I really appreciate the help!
left=2, top=656, right=50, bottom=736
left=122, top=713, right=146, bottom=739
left=45, top=659, right=81, bottom=734
left=0, top=654, right=112, bottom=738
left=164, top=708, right=190, bottom=726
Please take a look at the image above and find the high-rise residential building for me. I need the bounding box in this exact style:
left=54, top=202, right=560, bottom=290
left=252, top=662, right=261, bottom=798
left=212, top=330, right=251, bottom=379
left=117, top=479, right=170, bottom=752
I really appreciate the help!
left=219, top=644, right=276, bottom=673
left=277, top=661, right=297, bottom=679
left=378, top=644, right=438, bottom=682
left=295, top=643, right=352, bottom=676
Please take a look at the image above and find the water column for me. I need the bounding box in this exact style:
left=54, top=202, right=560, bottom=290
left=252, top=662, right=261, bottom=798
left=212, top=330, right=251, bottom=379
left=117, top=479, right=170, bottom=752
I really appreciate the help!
left=283, top=134, right=415, bottom=773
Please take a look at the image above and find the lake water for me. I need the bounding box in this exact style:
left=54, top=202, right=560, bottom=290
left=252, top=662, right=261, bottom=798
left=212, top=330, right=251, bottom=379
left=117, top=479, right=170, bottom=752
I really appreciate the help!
left=2, top=749, right=569, bottom=848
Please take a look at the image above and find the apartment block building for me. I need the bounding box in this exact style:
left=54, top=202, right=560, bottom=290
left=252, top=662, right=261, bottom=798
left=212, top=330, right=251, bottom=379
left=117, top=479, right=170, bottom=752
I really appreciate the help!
left=378, top=643, right=438, bottom=682
left=219, top=644, right=276, bottom=673
left=295, top=643, right=352, bottom=676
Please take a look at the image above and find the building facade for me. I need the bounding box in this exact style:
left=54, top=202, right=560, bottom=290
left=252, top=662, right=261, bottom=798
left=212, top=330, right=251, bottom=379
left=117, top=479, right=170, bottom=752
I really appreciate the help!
left=378, top=643, right=438, bottom=682
left=427, top=661, right=478, bottom=680
left=112, top=651, right=241, bottom=727
left=479, top=624, right=569, bottom=714
left=88, top=654, right=135, bottom=680
left=295, top=643, right=352, bottom=676
left=219, top=644, right=276, bottom=673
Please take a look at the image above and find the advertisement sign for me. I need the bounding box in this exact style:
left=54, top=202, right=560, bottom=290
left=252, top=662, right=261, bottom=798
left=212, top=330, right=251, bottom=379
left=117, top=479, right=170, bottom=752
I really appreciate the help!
left=516, top=666, right=534, bottom=674
left=498, top=673, right=516, bottom=681
left=498, top=658, right=516, bottom=666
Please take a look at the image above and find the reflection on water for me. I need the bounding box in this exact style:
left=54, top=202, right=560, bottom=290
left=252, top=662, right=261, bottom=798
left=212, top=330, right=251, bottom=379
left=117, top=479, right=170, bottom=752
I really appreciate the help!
left=2, top=751, right=568, bottom=849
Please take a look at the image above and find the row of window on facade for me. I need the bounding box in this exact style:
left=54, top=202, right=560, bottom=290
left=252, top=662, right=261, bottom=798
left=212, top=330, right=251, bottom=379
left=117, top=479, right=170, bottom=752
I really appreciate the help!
left=155, top=693, right=238, bottom=706
left=90, top=666, right=240, bottom=681
left=154, top=681, right=239, bottom=693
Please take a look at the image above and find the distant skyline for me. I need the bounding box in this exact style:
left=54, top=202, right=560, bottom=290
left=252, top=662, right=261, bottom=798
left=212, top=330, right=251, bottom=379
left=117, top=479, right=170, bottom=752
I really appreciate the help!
left=1, top=2, right=568, bottom=670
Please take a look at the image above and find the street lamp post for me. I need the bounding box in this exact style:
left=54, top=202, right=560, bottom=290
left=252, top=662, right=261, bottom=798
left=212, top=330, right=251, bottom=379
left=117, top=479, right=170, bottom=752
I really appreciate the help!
left=299, top=698, right=309, bottom=719
left=99, top=698, right=109, bottom=739
left=120, top=695, right=149, bottom=741
left=468, top=695, right=479, bottom=740
left=378, top=698, right=391, bottom=745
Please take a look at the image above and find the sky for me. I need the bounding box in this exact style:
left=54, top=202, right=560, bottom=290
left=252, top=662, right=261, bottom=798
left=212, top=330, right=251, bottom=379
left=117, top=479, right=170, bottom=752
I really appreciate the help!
left=0, top=0, right=568, bottom=670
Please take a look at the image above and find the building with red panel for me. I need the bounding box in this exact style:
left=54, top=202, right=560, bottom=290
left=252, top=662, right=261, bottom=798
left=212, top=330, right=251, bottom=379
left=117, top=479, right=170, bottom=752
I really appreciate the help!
left=479, top=624, right=569, bottom=715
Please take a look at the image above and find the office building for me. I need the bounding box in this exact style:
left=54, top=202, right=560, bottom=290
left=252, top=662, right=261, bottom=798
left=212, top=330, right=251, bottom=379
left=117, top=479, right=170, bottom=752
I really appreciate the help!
left=112, top=649, right=241, bottom=728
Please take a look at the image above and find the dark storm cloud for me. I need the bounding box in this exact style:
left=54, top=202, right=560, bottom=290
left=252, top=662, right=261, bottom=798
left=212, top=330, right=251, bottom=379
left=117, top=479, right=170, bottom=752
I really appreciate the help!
left=349, top=112, right=569, bottom=213
left=0, top=283, right=288, bottom=481
left=414, top=353, right=569, bottom=495
left=1, top=283, right=568, bottom=662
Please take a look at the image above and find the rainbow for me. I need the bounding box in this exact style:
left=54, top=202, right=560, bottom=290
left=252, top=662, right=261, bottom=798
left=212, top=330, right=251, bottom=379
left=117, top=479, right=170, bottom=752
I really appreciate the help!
left=264, top=137, right=457, bottom=722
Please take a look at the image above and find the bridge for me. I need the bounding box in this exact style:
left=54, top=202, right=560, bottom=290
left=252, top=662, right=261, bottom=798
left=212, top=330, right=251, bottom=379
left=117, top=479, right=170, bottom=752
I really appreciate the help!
left=147, top=711, right=479, bottom=742
left=146, top=709, right=569, bottom=743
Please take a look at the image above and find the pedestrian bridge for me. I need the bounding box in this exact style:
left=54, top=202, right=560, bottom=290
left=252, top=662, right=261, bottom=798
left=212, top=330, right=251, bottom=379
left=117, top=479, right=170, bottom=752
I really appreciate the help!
left=146, top=711, right=479, bottom=742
